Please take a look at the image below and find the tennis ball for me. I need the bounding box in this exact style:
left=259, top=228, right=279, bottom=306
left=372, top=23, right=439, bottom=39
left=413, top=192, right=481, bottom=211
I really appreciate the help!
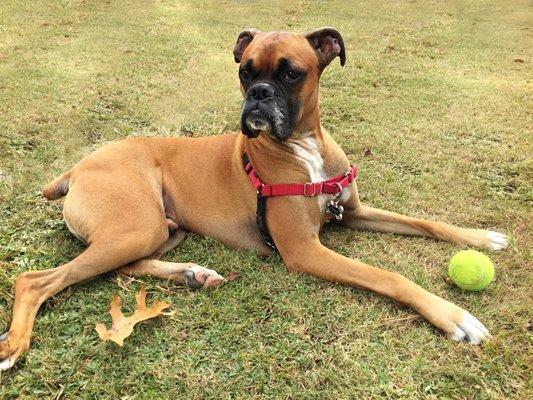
left=448, top=250, right=495, bottom=291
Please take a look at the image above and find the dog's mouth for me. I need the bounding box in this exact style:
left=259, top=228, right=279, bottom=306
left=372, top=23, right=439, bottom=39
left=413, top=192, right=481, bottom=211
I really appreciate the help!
left=241, top=98, right=291, bottom=141
left=241, top=106, right=274, bottom=138
left=245, top=110, right=271, bottom=136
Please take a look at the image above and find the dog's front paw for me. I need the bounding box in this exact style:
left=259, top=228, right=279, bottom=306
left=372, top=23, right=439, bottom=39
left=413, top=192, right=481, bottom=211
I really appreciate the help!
left=447, top=312, right=491, bottom=344
left=483, top=230, right=509, bottom=251
left=463, top=229, right=509, bottom=251
left=185, top=265, right=226, bottom=289
left=424, top=297, right=491, bottom=345
left=0, top=331, right=29, bottom=371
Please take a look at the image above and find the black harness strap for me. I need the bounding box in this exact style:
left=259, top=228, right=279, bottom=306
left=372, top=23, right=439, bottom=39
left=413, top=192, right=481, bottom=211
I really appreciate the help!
left=242, top=154, right=277, bottom=251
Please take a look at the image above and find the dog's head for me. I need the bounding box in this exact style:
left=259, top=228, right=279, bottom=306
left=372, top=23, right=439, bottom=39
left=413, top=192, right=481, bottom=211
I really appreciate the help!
left=233, top=28, right=345, bottom=141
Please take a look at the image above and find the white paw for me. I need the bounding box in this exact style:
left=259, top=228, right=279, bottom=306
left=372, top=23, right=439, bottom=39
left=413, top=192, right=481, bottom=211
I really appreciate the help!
left=185, top=265, right=226, bottom=289
left=0, top=332, right=15, bottom=371
left=0, top=357, right=15, bottom=371
left=485, top=231, right=509, bottom=251
left=449, top=312, right=491, bottom=345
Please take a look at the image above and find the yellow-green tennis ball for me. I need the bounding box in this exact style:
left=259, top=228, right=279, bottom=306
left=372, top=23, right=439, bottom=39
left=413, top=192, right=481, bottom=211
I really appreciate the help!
left=448, top=250, right=495, bottom=291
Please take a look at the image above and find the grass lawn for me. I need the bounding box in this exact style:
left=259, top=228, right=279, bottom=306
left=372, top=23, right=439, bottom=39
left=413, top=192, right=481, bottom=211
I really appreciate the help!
left=0, top=0, right=531, bottom=398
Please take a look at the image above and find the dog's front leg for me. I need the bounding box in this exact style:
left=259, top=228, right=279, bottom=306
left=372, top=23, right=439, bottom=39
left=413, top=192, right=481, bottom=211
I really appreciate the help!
left=340, top=203, right=508, bottom=251
left=266, top=197, right=490, bottom=344
left=278, top=237, right=490, bottom=344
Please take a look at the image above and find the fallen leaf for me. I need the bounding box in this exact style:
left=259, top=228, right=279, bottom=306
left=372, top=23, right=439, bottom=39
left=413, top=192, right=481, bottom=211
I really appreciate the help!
left=95, top=286, right=172, bottom=346
left=227, top=271, right=241, bottom=282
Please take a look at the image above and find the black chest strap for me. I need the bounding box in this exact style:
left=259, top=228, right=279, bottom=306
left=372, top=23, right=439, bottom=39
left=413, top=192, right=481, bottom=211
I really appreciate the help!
left=242, top=154, right=277, bottom=251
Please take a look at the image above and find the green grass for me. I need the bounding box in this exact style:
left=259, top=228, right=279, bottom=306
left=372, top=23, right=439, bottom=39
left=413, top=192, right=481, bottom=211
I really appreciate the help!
left=0, top=0, right=531, bottom=398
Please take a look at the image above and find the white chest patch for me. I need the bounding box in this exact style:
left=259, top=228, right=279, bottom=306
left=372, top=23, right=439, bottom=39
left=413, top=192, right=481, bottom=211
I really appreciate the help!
left=286, top=136, right=328, bottom=211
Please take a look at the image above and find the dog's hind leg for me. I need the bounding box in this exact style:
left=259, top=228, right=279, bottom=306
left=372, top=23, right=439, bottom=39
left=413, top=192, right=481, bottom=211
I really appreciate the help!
left=340, top=204, right=508, bottom=251
left=119, top=260, right=226, bottom=289
left=0, top=226, right=168, bottom=371
left=117, top=229, right=226, bottom=289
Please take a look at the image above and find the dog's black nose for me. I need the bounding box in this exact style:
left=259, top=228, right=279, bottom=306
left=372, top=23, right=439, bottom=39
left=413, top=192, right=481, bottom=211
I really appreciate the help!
left=248, top=83, right=274, bottom=101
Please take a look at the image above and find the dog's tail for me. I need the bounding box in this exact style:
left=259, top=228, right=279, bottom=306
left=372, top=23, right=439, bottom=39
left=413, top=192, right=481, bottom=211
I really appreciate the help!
left=42, top=170, right=71, bottom=200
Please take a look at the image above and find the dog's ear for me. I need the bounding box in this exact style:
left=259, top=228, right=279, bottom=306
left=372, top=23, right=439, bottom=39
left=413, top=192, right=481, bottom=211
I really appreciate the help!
left=305, top=27, right=346, bottom=69
left=233, top=28, right=261, bottom=63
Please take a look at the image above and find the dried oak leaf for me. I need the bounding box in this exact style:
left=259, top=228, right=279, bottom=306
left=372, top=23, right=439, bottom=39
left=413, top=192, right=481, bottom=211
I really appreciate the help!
left=95, top=286, right=172, bottom=346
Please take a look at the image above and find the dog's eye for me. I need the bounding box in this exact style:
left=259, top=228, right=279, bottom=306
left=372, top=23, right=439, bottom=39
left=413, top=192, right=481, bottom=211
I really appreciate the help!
left=284, top=70, right=301, bottom=82
left=240, top=70, right=251, bottom=81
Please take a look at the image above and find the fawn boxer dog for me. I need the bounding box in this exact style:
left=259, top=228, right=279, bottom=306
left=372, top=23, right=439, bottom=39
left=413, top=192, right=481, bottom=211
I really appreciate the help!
left=0, top=28, right=509, bottom=370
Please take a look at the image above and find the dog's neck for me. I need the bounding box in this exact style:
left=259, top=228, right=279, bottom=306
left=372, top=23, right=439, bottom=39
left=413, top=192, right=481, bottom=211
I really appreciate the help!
left=243, top=115, right=326, bottom=184
left=294, top=101, right=321, bottom=137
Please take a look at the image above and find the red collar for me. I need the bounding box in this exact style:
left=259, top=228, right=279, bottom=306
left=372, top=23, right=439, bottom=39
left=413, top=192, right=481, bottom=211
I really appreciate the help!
left=243, top=153, right=358, bottom=197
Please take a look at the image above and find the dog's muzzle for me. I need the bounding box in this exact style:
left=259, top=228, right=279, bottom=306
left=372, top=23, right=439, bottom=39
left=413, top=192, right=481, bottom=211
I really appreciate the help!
left=245, top=111, right=270, bottom=134
left=241, top=82, right=278, bottom=138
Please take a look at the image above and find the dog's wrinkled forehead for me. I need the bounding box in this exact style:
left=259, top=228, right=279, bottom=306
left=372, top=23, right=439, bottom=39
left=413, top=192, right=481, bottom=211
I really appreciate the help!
left=241, top=32, right=318, bottom=73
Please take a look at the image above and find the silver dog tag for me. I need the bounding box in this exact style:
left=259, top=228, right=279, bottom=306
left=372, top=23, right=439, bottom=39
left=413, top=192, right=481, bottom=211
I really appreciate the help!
left=326, top=191, right=344, bottom=221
